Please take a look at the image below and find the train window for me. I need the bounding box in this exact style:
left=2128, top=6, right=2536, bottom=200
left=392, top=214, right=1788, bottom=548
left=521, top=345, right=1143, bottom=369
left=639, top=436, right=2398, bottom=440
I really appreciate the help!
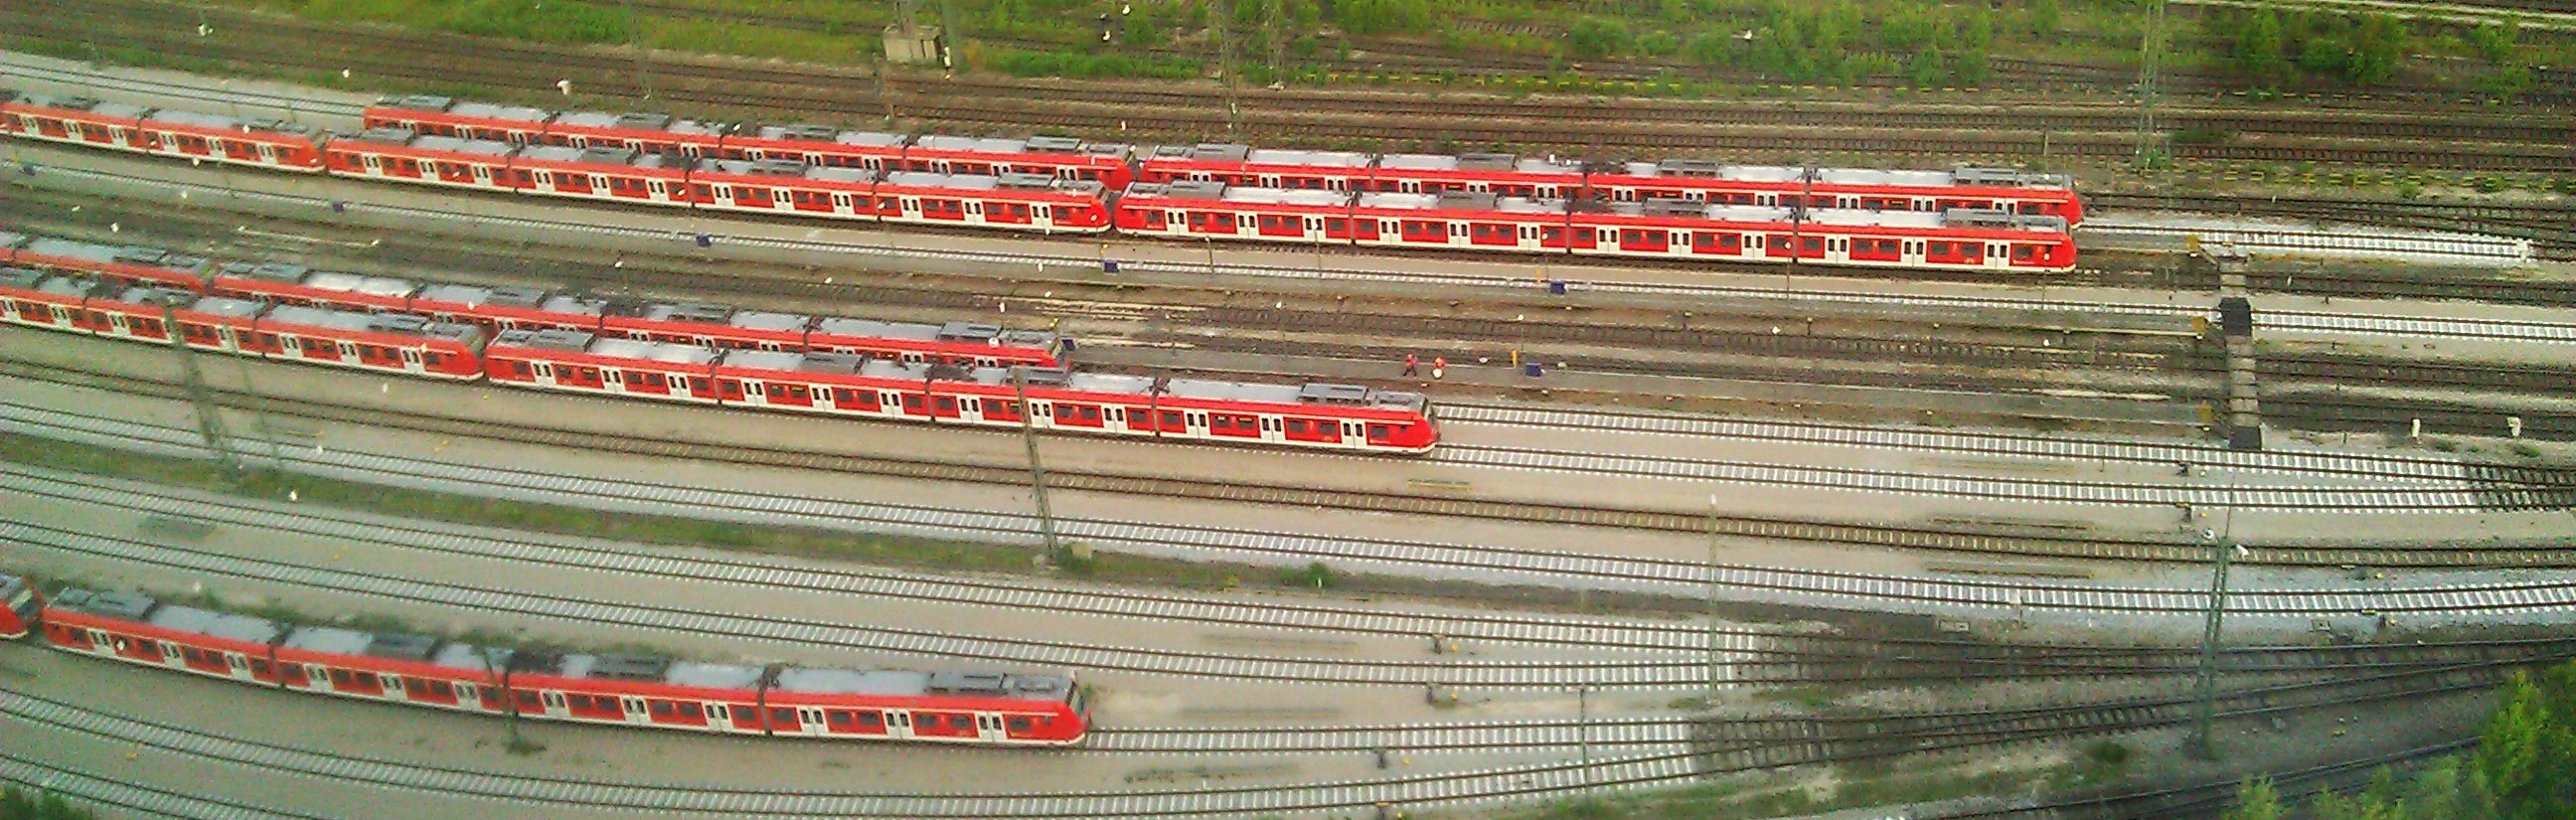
left=833, top=389, right=857, bottom=405
left=1008, top=204, right=1028, bottom=218
left=1287, top=419, right=1309, bottom=434
left=1188, top=212, right=1209, bottom=228
left=517, top=691, right=541, bottom=708
left=250, top=659, right=270, bottom=675
left=828, top=711, right=855, bottom=727
left=1929, top=242, right=1953, bottom=255
left=1327, top=218, right=1348, bottom=233
left=355, top=672, right=378, bottom=688
left=329, top=669, right=352, bottom=686
left=182, top=647, right=203, bottom=663
left=1368, top=424, right=1390, bottom=439
left=1162, top=411, right=1185, bottom=427
left=428, top=681, right=452, bottom=698
left=721, top=382, right=742, bottom=398
left=1767, top=236, right=1791, bottom=251
left=2012, top=246, right=2036, bottom=260
left=935, top=397, right=956, bottom=411
left=902, top=395, right=924, bottom=410
left=788, top=385, right=810, bottom=400
left=569, top=694, right=594, bottom=710
left=1008, top=717, right=1033, bottom=733
left=770, top=708, right=795, bottom=725
left=677, top=703, right=703, bottom=720
left=858, top=712, right=883, bottom=727
left=949, top=715, right=974, bottom=730
left=1211, top=415, right=1232, bottom=430
left=691, top=378, right=713, bottom=392
left=1051, top=206, right=1073, bottom=220
left=1541, top=228, right=1562, bottom=242
left=650, top=701, right=674, bottom=718
left=1078, top=407, right=1098, bottom=420
left=1802, top=238, right=1824, bottom=252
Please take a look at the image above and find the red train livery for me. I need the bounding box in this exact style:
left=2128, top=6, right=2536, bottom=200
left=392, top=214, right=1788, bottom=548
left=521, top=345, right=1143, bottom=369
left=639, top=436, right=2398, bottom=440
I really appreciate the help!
left=2, top=88, right=2080, bottom=273
left=485, top=330, right=1437, bottom=452
left=0, top=232, right=1071, bottom=369
left=1138, top=145, right=2084, bottom=225
left=0, top=235, right=1442, bottom=454
left=1116, top=182, right=2075, bottom=271
left=7, top=577, right=1087, bottom=745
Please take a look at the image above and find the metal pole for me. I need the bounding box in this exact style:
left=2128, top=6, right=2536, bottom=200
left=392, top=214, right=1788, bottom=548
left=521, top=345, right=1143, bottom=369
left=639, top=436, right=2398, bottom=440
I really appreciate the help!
left=1706, top=494, right=1721, bottom=710
left=1577, top=685, right=1591, bottom=783
left=163, top=300, right=239, bottom=471
left=624, top=0, right=652, bottom=101
left=1013, top=367, right=1061, bottom=562
left=2185, top=500, right=2235, bottom=758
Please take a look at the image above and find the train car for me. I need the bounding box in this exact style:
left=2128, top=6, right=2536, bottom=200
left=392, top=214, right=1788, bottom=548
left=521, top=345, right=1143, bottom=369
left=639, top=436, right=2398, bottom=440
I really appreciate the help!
left=321, top=126, right=518, bottom=192
left=861, top=170, right=1112, bottom=233
left=211, top=261, right=421, bottom=312
left=22, top=578, right=1087, bottom=745
left=1136, top=143, right=1377, bottom=191
left=409, top=283, right=605, bottom=333
left=6, top=237, right=212, bottom=290
left=0, top=574, right=37, bottom=640
left=483, top=328, right=724, bottom=403
left=364, top=94, right=551, bottom=144
left=684, top=157, right=879, bottom=218
left=718, top=122, right=909, bottom=170
left=508, top=144, right=694, bottom=205
left=904, top=134, right=1137, bottom=189
left=534, top=108, right=729, bottom=158
left=0, top=264, right=96, bottom=330
left=1, top=92, right=326, bottom=173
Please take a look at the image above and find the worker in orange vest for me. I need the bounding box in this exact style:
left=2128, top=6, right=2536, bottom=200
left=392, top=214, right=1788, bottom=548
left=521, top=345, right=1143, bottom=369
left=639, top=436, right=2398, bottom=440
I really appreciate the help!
left=1402, top=353, right=1419, bottom=377
left=1432, top=356, right=1446, bottom=380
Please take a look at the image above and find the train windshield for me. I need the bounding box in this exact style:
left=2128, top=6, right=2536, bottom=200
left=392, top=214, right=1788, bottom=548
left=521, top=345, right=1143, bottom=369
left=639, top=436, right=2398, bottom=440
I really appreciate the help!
left=3, top=578, right=34, bottom=621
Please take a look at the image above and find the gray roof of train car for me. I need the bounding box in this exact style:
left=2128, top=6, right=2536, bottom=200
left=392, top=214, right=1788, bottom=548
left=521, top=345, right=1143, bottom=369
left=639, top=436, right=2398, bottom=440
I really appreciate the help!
left=664, top=661, right=766, bottom=690
left=280, top=624, right=377, bottom=656
left=149, top=602, right=285, bottom=646
left=588, top=336, right=719, bottom=365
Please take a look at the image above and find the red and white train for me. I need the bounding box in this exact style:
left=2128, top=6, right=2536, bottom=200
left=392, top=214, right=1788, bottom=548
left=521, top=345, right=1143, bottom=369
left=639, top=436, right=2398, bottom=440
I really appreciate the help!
left=1118, top=182, right=2074, bottom=270
left=0, top=575, right=1089, bottom=745
left=1138, top=144, right=2084, bottom=225
left=0, top=88, right=2079, bottom=273
left=0, top=231, right=1072, bottom=368
left=0, top=236, right=1443, bottom=453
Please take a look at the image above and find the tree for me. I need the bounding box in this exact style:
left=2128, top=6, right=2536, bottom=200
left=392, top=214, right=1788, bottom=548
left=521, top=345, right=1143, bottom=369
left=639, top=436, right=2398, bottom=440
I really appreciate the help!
left=1566, top=17, right=1630, bottom=61
left=2341, top=13, right=2408, bottom=86
left=2236, top=9, right=2288, bottom=86
left=2029, top=0, right=2061, bottom=39
left=1684, top=29, right=1737, bottom=69
left=1909, top=45, right=1945, bottom=88
left=2224, top=777, right=2286, bottom=820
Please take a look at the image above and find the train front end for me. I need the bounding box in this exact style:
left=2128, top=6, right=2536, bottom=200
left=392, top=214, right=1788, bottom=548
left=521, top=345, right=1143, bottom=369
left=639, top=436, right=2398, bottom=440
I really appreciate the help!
left=0, top=574, right=40, bottom=640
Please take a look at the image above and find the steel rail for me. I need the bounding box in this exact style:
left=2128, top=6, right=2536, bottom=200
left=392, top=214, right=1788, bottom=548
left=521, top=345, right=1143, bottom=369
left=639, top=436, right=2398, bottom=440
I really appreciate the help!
left=13, top=157, right=2576, bottom=348
left=12, top=401, right=2576, bottom=616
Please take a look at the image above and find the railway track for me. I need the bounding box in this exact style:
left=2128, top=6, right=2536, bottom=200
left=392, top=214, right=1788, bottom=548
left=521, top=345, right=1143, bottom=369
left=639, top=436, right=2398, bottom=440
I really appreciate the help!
left=25, top=461, right=2576, bottom=678
left=11, top=349, right=2576, bottom=560
left=2090, top=193, right=2576, bottom=261
left=0, top=661, right=2527, bottom=818
left=12, top=0, right=2573, bottom=172
left=22, top=152, right=2576, bottom=334
left=19, top=392, right=2576, bottom=615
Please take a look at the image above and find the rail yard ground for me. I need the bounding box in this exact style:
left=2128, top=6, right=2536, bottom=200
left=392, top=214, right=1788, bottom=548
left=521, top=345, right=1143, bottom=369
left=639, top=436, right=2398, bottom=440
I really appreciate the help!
left=3, top=6, right=2575, bottom=819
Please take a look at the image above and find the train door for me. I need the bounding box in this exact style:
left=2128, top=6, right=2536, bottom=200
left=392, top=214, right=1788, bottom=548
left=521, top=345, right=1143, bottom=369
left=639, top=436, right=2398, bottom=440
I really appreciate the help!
left=157, top=640, right=186, bottom=669
left=795, top=707, right=829, bottom=736
left=531, top=361, right=558, bottom=387
left=976, top=714, right=1007, bottom=742
left=540, top=690, right=568, bottom=719
left=225, top=652, right=252, bottom=681
left=1340, top=421, right=1363, bottom=447
left=382, top=674, right=408, bottom=702
left=1259, top=416, right=1285, bottom=442
left=1986, top=243, right=2008, bottom=269
left=401, top=348, right=423, bottom=373
left=1185, top=410, right=1209, bottom=439
left=958, top=397, right=987, bottom=423
left=1827, top=238, right=1850, bottom=264
left=884, top=710, right=914, bottom=739
left=306, top=663, right=335, bottom=693
left=620, top=696, right=650, bottom=724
